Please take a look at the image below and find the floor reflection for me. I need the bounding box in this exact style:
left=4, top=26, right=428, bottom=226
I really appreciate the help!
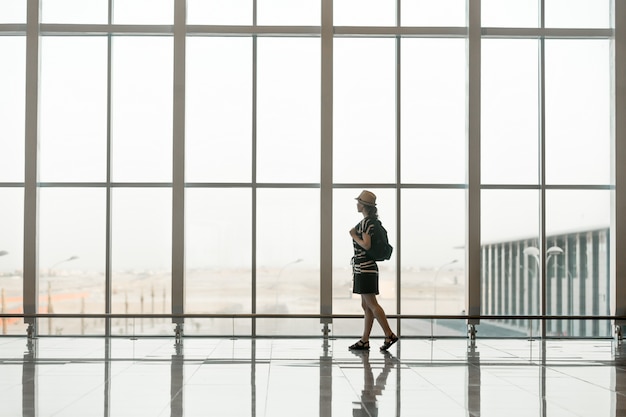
left=3, top=337, right=626, bottom=416
left=350, top=350, right=396, bottom=417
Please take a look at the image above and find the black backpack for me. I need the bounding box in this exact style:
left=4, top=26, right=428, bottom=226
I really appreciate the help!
left=366, top=219, right=393, bottom=261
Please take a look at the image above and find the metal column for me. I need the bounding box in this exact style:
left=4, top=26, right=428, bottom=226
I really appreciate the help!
left=320, top=0, right=333, bottom=337
left=466, top=0, right=482, bottom=338
left=23, top=0, right=40, bottom=339
left=171, top=0, right=186, bottom=340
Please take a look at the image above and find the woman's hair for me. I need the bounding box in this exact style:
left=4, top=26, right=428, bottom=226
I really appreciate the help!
left=364, top=205, right=378, bottom=219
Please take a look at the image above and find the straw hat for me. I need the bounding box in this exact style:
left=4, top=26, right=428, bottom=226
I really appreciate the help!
left=355, top=190, right=377, bottom=206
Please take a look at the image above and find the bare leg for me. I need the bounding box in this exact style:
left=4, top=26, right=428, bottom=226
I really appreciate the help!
left=361, top=296, right=375, bottom=342
left=361, top=294, right=393, bottom=337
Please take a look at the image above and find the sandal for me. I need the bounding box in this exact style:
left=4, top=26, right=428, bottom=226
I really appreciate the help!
left=348, top=340, right=370, bottom=351
left=380, top=333, right=398, bottom=351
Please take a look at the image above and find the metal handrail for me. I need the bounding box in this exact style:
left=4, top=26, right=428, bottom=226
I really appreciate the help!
left=1, top=313, right=625, bottom=320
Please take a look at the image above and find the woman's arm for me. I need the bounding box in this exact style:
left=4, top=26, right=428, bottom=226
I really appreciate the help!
left=349, top=225, right=372, bottom=250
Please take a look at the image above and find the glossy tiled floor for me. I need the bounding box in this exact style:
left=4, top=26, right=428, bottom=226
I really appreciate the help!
left=1, top=336, right=626, bottom=417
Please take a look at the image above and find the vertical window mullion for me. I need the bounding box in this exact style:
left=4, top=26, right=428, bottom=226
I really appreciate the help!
left=320, top=0, right=333, bottom=332
left=612, top=0, right=626, bottom=337
left=466, top=0, right=481, bottom=331
left=171, top=0, right=186, bottom=337
left=23, top=0, right=40, bottom=338
left=105, top=0, right=113, bottom=337
left=539, top=0, right=547, bottom=338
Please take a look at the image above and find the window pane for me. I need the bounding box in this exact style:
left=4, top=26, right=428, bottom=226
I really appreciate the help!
left=0, top=188, right=24, bottom=335
left=0, top=37, right=25, bottom=182
left=400, top=190, right=465, bottom=322
left=401, top=0, right=465, bottom=27
left=333, top=188, right=396, bottom=321
left=482, top=190, right=540, bottom=337
left=41, top=0, right=108, bottom=24
left=186, top=37, right=252, bottom=183
left=256, top=189, right=319, bottom=325
left=112, top=0, right=173, bottom=24
left=186, top=188, right=251, bottom=319
left=546, top=190, right=609, bottom=237
left=112, top=37, right=173, bottom=182
left=257, top=0, right=320, bottom=26
left=482, top=39, right=539, bottom=184
left=111, top=189, right=171, bottom=336
left=0, top=0, right=25, bottom=23
left=482, top=0, right=539, bottom=28
left=39, top=188, right=105, bottom=335
left=334, top=39, right=395, bottom=183
left=187, top=0, right=252, bottom=25
left=257, top=38, right=320, bottom=183
left=334, top=0, right=395, bottom=26
left=401, top=39, right=465, bottom=184
left=545, top=40, right=610, bottom=185
left=40, top=37, right=108, bottom=182
left=546, top=190, right=610, bottom=336
left=545, top=0, right=610, bottom=28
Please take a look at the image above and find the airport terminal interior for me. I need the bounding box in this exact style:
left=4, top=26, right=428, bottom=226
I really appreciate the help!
left=3, top=1, right=626, bottom=416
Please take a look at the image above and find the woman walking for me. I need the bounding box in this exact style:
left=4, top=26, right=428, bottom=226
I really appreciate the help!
left=348, top=190, right=398, bottom=351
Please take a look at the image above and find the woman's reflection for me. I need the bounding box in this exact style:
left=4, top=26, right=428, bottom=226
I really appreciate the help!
left=351, top=350, right=395, bottom=417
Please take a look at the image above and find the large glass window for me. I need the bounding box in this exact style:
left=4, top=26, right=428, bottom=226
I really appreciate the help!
left=0, top=1, right=25, bottom=23
left=546, top=190, right=611, bottom=336
left=40, top=37, right=108, bottom=182
left=401, top=38, right=465, bottom=184
left=481, top=39, right=539, bottom=185
left=545, top=0, right=611, bottom=28
left=401, top=0, right=465, bottom=27
left=111, top=188, right=171, bottom=336
left=39, top=188, right=106, bottom=335
left=545, top=40, right=610, bottom=185
left=334, top=0, right=395, bottom=26
left=41, top=0, right=108, bottom=24
left=112, top=0, right=174, bottom=25
left=257, top=0, right=320, bottom=26
left=187, top=0, right=252, bottom=25
left=482, top=0, right=539, bottom=28
left=481, top=190, right=540, bottom=337
left=1, top=2, right=618, bottom=338
left=256, top=189, right=319, bottom=334
left=0, top=188, right=24, bottom=335
left=186, top=37, right=252, bottom=183
left=257, top=38, right=320, bottom=183
left=185, top=188, right=252, bottom=334
left=334, top=39, right=396, bottom=184
left=111, top=37, right=173, bottom=183
left=0, top=37, right=25, bottom=182
left=400, top=189, right=465, bottom=325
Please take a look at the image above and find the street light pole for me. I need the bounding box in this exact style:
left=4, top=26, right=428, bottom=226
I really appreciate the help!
left=523, top=245, right=565, bottom=336
left=48, top=255, right=79, bottom=277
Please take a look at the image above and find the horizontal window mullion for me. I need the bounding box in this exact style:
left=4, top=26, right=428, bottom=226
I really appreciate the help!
left=482, top=27, right=613, bottom=39
left=187, top=25, right=320, bottom=36
left=40, top=24, right=173, bottom=35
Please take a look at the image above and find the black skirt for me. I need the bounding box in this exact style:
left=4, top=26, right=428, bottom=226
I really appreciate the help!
left=353, top=272, right=379, bottom=295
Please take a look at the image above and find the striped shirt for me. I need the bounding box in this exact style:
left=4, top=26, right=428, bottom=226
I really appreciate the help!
left=352, top=217, right=378, bottom=274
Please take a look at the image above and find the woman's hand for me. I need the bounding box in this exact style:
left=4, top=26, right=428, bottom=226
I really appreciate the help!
left=350, top=225, right=372, bottom=250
